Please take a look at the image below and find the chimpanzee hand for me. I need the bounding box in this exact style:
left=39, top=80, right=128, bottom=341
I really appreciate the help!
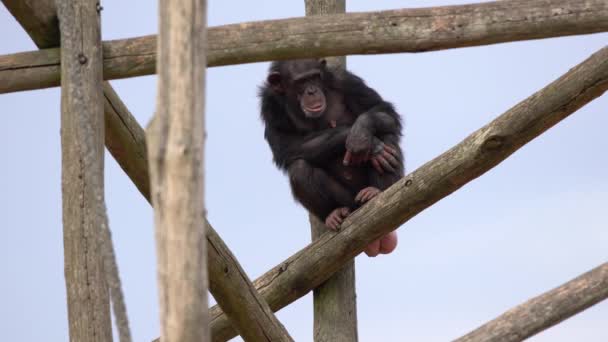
left=344, top=134, right=399, bottom=174
left=369, top=139, right=400, bottom=175
left=344, top=124, right=373, bottom=166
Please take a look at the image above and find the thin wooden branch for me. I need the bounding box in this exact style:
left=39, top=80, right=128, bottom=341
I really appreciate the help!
left=148, top=0, right=210, bottom=340
left=4, top=2, right=294, bottom=340
left=56, top=0, right=112, bottom=341
left=206, top=46, right=608, bottom=341
left=2, top=0, right=608, bottom=93
left=455, top=262, right=608, bottom=342
left=305, top=1, right=359, bottom=342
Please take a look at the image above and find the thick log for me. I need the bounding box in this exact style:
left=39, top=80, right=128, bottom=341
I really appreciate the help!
left=455, top=262, right=608, bottom=342
left=148, top=0, right=210, bottom=340
left=2, top=0, right=608, bottom=93
left=57, top=0, right=112, bottom=341
left=3, top=1, right=293, bottom=340
left=206, top=46, right=608, bottom=341
left=305, top=1, right=359, bottom=342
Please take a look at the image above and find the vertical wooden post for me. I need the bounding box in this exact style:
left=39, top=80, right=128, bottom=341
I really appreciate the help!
left=147, top=0, right=209, bottom=341
left=56, top=0, right=112, bottom=341
left=305, top=2, right=359, bottom=342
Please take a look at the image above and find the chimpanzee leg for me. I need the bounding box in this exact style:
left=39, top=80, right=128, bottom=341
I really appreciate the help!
left=288, top=159, right=356, bottom=222
left=364, top=134, right=403, bottom=256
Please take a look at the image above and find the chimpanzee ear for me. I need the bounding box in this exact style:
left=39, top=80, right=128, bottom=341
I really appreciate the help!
left=267, top=72, right=283, bottom=92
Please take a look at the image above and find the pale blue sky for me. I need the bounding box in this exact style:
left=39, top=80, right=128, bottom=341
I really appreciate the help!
left=1, top=1, right=606, bottom=341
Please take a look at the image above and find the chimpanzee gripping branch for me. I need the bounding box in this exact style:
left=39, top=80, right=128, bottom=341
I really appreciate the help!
left=2, top=0, right=608, bottom=93
left=2, top=1, right=293, bottom=341
left=205, top=46, right=608, bottom=341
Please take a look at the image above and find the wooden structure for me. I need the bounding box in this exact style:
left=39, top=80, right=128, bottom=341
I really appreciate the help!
left=1, top=0, right=607, bottom=341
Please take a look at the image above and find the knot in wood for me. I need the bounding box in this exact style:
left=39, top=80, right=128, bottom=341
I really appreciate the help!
left=405, top=179, right=413, bottom=187
left=482, top=135, right=506, bottom=151
left=77, top=53, right=88, bottom=65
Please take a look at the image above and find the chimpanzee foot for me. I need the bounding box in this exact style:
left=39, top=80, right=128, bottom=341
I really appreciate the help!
left=355, top=186, right=381, bottom=204
left=325, top=207, right=351, bottom=231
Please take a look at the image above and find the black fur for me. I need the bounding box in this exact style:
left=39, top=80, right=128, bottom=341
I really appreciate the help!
left=259, top=59, right=404, bottom=222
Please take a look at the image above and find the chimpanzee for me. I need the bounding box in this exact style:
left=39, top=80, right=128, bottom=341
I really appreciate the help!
left=259, top=59, right=404, bottom=257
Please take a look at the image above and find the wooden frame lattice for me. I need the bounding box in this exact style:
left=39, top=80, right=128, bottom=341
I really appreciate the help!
left=1, top=0, right=607, bottom=341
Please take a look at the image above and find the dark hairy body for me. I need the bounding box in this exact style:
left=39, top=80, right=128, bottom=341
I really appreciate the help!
left=259, top=59, right=404, bottom=256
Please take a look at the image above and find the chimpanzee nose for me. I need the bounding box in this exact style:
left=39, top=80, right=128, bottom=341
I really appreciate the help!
left=306, top=86, right=317, bottom=95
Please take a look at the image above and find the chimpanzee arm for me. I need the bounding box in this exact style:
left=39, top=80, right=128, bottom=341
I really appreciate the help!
left=265, top=126, right=350, bottom=169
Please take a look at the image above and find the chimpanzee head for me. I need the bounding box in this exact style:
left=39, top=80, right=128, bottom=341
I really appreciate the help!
left=267, top=59, right=330, bottom=118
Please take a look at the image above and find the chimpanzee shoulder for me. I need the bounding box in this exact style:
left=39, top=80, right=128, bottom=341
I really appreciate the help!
left=335, top=70, right=401, bottom=130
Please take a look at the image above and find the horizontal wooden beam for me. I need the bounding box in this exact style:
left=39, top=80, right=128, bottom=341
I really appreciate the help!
left=205, top=46, right=608, bottom=341
left=455, top=262, right=608, bottom=342
left=2, top=0, right=608, bottom=93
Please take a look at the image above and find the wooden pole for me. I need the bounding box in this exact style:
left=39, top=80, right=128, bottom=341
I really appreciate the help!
left=205, top=46, right=608, bottom=341
left=56, top=0, right=112, bottom=341
left=455, top=262, right=608, bottom=342
left=2, top=1, right=298, bottom=338
left=2, top=0, right=608, bottom=93
left=147, top=0, right=209, bottom=341
left=304, top=1, right=358, bottom=342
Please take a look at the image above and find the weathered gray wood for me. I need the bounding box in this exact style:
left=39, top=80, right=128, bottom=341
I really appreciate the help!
left=206, top=46, right=608, bottom=341
left=2, top=0, right=59, bottom=48
left=4, top=2, right=293, bottom=341
left=148, top=0, right=209, bottom=341
left=305, top=1, right=359, bottom=342
left=3, top=0, right=608, bottom=93
left=455, top=262, right=608, bottom=342
left=206, top=227, right=294, bottom=342
left=2, top=0, right=151, bottom=198
left=56, top=0, right=112, bottom=341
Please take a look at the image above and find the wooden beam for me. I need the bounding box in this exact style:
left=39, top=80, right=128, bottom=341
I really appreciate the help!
left=56, top=0, right=112, bottom=341
left=455, top=262, right=608, bottom=342
left=148, top=0, right=210, bottom=340
left=2, top=0, right=608, bottom=93
left=3, top=1, right=294, bottom=340
left=205, top=46, right=608, bottom=341
left=304, top=1, right=359, bottom=342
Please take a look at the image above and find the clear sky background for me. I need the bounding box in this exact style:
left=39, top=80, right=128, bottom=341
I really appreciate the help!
left=1, top=1, right=607, bottom=341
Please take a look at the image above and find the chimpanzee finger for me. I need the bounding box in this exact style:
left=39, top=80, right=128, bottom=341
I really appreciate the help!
left=355, top=191, right=363, bottom=202
left=378, top=156, right=396, bottom=173
left=384, top=144, right=398, bottom=156
left=343, top=151, right=352, bottom=166
left=355, top=189, right=367, bottom=202
left=371, top=158, right=384, bottom=174
left=382, top=150, right=400, bottom=167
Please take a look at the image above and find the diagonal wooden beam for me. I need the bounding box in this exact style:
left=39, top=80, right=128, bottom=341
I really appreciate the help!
left=2, top=1, right=293, bottom=340
left=2, top=0, right=608, bottom=94
left=455, top=262, right=608, bottom=342
left=205, top=46, right=608, bottom=341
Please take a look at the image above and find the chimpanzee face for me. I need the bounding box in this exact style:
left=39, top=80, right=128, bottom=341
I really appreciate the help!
left=267, top=59, right=328, bottom=118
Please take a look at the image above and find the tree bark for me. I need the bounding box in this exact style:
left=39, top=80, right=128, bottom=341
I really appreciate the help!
left=455, top=262, right=608, bottom=342
left=4, top=1, right=293, bottom=341
left=56, top=0, right=112, bottom=341
left=205, top=46, right=608, bottom=341
left=148, top=0, right=209, bottom=341
left=2, top=0, right=608, bottom=93
left=305, top=1, right=358, bottom=342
